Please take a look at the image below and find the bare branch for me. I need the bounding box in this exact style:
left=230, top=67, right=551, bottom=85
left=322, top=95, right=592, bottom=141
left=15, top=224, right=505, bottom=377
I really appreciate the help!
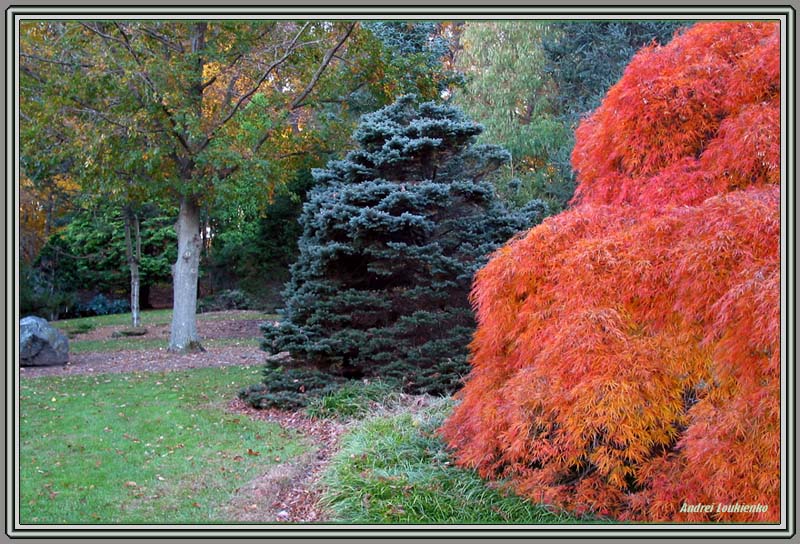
left=289, top=22, right=357, bottom=110
left=20, top=52, right=95, bottom=69
left=138, top=25, right=185, bottom=54
left=251, top=23, right=357, bottom=155
left=78, top=22, right=126, bottom=45
left=110, top=21, right=193, bottom=155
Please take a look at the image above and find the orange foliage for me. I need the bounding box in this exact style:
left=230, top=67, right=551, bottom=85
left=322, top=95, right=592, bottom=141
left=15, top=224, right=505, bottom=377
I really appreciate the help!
left=440, top=22, right=781, bottom=522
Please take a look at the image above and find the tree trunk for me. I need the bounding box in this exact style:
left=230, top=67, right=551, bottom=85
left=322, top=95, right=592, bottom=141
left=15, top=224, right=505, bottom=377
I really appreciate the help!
left=169, top=195, right=204, bottom=352
left=123, top=207, right=142, bottom=328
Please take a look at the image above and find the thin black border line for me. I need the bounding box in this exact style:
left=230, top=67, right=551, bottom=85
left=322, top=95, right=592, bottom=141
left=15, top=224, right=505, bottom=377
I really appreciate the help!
left=6, top=6, right=796, bottom=539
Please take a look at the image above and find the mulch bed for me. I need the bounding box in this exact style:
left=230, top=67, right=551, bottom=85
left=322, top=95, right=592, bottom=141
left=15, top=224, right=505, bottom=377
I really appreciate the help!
left=222, top=399, right=349, bottom=523
left=18, top=345, right=267, bottom=379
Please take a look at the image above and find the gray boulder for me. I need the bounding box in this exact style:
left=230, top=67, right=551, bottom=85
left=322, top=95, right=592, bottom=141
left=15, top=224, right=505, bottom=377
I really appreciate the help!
left=20, top=316, right=69, bottom=367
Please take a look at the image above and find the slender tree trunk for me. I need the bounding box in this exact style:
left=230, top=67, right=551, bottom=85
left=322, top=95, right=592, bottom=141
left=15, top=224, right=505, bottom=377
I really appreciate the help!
left=123, top=206, right=142, bottom=328
left=169, top=194, right=204, bottom=352
left=169, top=22, right=208, bottom=353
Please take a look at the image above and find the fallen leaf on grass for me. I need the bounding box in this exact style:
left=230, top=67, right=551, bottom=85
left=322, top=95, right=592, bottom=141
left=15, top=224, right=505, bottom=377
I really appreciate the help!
left=247, top=448, right=260, bottom=456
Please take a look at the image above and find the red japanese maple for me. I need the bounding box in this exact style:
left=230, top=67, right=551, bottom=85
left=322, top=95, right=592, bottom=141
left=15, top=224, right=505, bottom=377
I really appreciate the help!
left=440, top=21, right=781, bottom=522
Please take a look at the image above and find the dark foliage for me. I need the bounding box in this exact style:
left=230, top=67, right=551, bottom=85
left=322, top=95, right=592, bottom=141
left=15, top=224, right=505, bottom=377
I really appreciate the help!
left=238, top=361, right=342, bottom=409
left=77, top=294, right=130, bottom=317
left=261, top=96, right=545, bottom=396
left=540, top=20, right=689, bottom=197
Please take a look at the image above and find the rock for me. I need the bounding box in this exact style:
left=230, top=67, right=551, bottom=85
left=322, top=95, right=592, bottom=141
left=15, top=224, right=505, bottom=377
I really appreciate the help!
left=20, top=316, right=69, bottom=367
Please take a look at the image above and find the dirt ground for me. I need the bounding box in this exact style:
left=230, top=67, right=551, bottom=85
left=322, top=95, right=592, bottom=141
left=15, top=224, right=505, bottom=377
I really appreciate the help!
left=19, top=312, right=269, bottom=379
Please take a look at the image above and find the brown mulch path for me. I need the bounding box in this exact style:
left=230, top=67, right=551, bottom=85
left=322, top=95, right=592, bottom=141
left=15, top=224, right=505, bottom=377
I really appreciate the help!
left=221, top=399, right=349, bottom=523
left=19, top=311, right=272, bottom=379
left=18, top=345, right=267, bottom=379
left=74, top=317, right=265, bottom=342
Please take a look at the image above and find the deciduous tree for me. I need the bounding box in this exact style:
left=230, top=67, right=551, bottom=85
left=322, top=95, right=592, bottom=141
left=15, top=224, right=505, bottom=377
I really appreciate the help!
left=20, top=20, right=360, bottom=351
left=440, top=21, right=781, bottom=522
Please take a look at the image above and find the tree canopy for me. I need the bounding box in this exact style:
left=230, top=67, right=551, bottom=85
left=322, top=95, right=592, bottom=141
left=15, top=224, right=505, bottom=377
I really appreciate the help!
left=18, top=20, right=455, bottom=347
left=256, top=95, right=546, bottom=396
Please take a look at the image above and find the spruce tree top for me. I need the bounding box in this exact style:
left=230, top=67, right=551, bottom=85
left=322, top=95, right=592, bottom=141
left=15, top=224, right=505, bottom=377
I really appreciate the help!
left=257, top=94, right=546, bottom=397
left=313, top=95, right=510, bottom=185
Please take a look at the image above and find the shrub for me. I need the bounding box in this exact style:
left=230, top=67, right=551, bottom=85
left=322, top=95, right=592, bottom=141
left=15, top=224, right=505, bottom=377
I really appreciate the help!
left=305, top=379, right=400, bottom=420
left=440, top=22, right=781, bottom=523
left=238, top=361, right=341, bottom=410
left=198, top=289, right=253, bottom=313
left=320, top=399, right=580, bottom=524
left=262, top=95, right=546, bottom=396
left=78, top=294, right=130, bottom=317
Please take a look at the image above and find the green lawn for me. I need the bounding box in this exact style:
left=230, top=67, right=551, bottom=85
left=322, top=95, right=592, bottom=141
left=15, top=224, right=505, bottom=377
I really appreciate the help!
left=53, top=309, right=276, bottom=332
left=19, top=366, right=306, bottom=525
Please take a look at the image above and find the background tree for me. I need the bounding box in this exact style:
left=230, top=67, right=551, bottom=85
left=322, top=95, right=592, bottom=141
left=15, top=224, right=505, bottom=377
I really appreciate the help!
left=454, top=21, right=569, bottom=209
left=540, top=20, right=687, bottom=194
left=453, top=20, right=685, bottom=211
left=26, top=201, right=176, bottom=320
left=441, top=21, right=780, bottom=522
left=19, top=20, right=365, bottom=351
left=253, top=95, right=546, bottom=398
left=200, top=20, right=461, bottom=309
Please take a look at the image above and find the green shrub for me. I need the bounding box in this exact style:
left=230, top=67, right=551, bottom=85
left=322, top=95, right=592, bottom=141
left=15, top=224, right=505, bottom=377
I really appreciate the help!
left=198, top=289, right=254, bottom=313
left=263, top=95, right=545, bottom=396
left=238, top=362, right=341, bottom=410
left=305, top=380, right=400, bottom=420
left=78, top=294, right=130, bottom=317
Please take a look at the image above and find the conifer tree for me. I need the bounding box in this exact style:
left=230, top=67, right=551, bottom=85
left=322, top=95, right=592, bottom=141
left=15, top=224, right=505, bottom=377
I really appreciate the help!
left=261, top=95, right=546, bottom=395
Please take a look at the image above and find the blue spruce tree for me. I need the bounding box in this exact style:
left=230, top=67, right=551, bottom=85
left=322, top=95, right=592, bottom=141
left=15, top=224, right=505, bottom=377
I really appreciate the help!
left=254, top=95, right=546, bottom=399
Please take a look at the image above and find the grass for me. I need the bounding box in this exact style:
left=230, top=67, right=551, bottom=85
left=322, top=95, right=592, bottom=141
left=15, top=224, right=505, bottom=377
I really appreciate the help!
left=320, top=397, right=585, bottom=525
left=19, top=366, right=307, bottom=525
left=305, top=380, right=400, bottom=420
left=53, top=309, right=277, bottom=334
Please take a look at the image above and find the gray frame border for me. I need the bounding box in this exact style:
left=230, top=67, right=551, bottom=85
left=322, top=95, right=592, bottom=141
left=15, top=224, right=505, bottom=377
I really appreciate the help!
left=5, top=4, right=795, bottom=539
